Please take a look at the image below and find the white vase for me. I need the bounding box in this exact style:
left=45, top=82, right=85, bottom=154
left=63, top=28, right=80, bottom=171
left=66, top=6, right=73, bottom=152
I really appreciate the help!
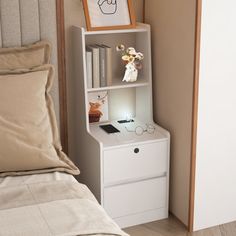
left=122, top=63, right=138, bottom=82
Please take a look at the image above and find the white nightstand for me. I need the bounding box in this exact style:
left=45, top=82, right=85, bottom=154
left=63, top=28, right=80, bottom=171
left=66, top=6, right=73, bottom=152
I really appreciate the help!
left=72, top=23, right=170, bottom=228
left=100, top=121, right=169, bottom=227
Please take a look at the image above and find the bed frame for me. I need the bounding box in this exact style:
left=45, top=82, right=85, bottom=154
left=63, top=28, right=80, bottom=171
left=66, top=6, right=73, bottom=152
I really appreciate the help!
left=0, top=0, right=68, bottom=153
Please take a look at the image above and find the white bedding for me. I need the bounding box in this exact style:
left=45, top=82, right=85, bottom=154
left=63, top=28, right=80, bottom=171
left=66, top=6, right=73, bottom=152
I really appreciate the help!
left=0, top=172, right=128, bottom=236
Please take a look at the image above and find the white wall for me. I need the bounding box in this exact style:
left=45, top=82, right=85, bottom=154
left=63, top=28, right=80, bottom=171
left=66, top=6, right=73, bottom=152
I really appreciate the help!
left=194, top=0, right=236, bottom=230
left=64, top=0, right=144, bottom=161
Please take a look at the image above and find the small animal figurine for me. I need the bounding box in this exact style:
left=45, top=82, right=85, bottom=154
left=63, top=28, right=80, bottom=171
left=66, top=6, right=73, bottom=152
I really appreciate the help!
left=89, top=102, right=103, bottom=123
left=122, top=63, right=138, bottom=82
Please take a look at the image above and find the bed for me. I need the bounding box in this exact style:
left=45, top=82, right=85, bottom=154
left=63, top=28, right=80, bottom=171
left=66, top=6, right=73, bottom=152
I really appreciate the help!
left=0, top=1, right=128, bottom=235
left=0, top=172, right=127, bottom=235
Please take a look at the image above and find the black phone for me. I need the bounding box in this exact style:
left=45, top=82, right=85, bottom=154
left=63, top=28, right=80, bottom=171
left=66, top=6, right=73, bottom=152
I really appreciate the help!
left=100, top=124, right=120, bottom=134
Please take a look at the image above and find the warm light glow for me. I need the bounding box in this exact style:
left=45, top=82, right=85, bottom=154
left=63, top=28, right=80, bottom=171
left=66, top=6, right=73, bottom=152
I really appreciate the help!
left=125, top=113, right=133, bottom=121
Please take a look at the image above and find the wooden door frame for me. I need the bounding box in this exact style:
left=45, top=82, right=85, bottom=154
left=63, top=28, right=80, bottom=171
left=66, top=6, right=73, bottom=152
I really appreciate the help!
left=56, top=0, right=68, bottom=154
left=188, top=0, right=202, bottom=232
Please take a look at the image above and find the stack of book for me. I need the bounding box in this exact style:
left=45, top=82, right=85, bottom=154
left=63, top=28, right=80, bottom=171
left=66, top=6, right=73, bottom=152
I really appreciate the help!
left=86, top=44, right=112, bottom=89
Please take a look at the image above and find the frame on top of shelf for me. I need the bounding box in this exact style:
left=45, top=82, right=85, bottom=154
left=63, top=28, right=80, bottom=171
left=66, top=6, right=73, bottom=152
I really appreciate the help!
left=82, top=0, right=136, bottom=31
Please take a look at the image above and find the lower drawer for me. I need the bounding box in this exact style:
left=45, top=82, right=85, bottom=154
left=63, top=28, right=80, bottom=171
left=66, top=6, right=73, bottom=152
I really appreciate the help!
left=103, top=177, right=167, bottom=219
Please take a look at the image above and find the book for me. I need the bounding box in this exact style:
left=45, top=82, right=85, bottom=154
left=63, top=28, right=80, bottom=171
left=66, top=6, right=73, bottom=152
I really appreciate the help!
left=97, top=45, right=106, bottom=87
left=88, top=91, right=109, bottom=123
left=102, top=45, right=112, bottom=86
left=86, top=51, right=93, bottom=89
left=87, top=45, right=100, bottom=88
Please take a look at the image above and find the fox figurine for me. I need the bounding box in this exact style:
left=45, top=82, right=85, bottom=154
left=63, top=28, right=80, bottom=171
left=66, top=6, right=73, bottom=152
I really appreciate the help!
left=89, top=102, right=103, bottom=123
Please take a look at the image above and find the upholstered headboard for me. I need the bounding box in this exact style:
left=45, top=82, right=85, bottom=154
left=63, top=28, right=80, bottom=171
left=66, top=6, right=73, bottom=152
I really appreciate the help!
left=0, top=0, right=68, bottom=152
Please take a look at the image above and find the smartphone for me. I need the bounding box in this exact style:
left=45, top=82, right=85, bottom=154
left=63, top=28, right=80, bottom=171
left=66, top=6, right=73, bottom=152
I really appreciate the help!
left=100, top=124, right=120, bottom=134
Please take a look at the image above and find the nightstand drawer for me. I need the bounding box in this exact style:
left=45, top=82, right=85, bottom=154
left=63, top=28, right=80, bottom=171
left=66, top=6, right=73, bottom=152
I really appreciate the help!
left=103, top=141, right=168, bottom=185
left=104, top=177, right=167, bottom=219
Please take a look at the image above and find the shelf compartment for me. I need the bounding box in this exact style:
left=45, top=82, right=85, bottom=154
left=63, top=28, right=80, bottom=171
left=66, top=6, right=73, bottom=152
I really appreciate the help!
left=84, top=26, right=151, bottom=90
left=87, top=80, right=149, bottom=92
left=84, top=23, right=149, bottom=36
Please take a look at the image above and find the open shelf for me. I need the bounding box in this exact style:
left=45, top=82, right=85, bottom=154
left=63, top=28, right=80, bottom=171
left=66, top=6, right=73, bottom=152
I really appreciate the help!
left=89, top=119, right=168, bottom=149
left=87, top=80, right=149, bottom=92
left=83, top=23, right=149, bottom=36
left=84, top=23, right=151, bottom=94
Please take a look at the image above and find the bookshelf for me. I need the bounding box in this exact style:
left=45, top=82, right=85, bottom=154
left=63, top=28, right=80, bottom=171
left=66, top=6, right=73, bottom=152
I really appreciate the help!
left=72, top=23, right=170, bottom=228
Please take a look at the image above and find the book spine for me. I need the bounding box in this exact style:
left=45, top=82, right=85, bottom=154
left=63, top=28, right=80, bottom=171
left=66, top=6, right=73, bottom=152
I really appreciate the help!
left=99, top=47, right=106, bottom=87
left=92, top=48, right=100, bottom=88
left=86, top=51, right=93, bottom=89
left=105, top=47, right=112, bottom=86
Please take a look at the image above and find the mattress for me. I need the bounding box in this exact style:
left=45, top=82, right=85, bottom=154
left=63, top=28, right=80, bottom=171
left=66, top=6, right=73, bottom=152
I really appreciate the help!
left=0, top=172, right=128, bottom=236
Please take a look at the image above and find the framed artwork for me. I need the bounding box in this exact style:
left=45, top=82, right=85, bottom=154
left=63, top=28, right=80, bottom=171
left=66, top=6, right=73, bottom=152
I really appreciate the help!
left=82, top=0, right=136, bottom=31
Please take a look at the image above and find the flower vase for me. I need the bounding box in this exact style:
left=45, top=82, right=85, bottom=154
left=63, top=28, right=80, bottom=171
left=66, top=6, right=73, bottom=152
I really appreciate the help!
left=122, top=63, right=138, bottom=82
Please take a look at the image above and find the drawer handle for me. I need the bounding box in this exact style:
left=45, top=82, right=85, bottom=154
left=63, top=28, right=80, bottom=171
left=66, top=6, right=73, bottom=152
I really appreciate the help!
left=134, top=148, right=140, bottom=154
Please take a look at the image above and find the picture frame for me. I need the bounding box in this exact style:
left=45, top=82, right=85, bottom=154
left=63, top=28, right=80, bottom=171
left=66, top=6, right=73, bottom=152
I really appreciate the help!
left=82, top=0, right=136, bottom=31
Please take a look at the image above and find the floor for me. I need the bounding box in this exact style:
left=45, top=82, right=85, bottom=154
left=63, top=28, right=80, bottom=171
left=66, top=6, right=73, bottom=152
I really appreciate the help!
left=124, top=215, right=236, bottom=236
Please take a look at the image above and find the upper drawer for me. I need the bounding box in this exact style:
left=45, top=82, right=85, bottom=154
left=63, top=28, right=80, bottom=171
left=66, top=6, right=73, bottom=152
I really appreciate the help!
left=103, top=141, right=168, bottom=185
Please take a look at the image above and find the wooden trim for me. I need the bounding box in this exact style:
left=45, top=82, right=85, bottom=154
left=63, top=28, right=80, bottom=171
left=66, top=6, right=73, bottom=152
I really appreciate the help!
left=170, top=213, right=188, bottom=230
left=56, top=0, right=68, bottom=154
left=188, top=0, right=202, bottom=232
left=143, top=0, right=146, bottom=22
left=82, top=0, right=136, bottom=31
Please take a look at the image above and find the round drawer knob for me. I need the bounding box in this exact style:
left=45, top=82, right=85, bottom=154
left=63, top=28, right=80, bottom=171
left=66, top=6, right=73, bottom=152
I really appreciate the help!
left=134, top=148, right=140, bottom=154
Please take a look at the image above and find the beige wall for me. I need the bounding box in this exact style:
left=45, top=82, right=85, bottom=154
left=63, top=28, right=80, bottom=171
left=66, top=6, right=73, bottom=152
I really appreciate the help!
left=64, top=0, right=144, bottom=161
left=145, top=0, right=196, bottom=226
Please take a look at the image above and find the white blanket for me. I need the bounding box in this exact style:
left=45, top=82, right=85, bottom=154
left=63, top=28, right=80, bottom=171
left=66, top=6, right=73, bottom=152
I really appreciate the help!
left=0, top=172, right=128, bottom=236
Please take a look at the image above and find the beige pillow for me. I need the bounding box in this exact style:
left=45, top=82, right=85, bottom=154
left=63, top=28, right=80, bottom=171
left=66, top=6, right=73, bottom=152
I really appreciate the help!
left=0, top=40, right=51, bottom=70
left=0, top=65, right=80, bottom=176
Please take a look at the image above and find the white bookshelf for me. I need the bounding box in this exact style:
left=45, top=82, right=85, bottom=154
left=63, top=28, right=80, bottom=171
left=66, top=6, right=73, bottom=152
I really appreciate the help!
left=72, top=23, right=170, bottom=228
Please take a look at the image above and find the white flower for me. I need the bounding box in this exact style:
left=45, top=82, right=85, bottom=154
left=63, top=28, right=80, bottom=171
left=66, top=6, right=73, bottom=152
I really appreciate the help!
left=127, top=47, right=136, bottom=55
left=135, top=52, right=144, bottom=60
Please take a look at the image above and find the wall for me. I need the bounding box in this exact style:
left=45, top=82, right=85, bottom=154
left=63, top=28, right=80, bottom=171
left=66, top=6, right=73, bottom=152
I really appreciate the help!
left=64, top=0, right=144, bottom=161
left=145, top=0, right=196, bottom=226
left=194, top=0, right=236, bottom=230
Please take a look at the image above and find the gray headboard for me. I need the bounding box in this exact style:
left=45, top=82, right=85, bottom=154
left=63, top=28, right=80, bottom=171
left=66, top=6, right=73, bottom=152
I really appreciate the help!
left=0, top=0, right=68, bottom=152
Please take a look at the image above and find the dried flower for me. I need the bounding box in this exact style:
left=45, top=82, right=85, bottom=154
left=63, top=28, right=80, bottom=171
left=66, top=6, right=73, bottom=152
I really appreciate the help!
left=135, top=52, right=144, bottom=60
left=116, top=44, right=144, bottom=71
left=127, top=47, right=136, bottom=55
left=134, top=61, right=143, bottom=70
left=116, top=44, right=125, bottom=51
left=122, top=55, right=130, bottom=61
left=128, top=56, right=135, bottom=63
